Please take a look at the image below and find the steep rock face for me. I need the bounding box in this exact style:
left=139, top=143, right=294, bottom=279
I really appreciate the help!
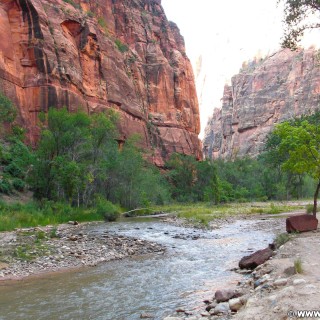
left=0, top=0, right=201, bottom=166
left=203, top=48, right=320, bottom=159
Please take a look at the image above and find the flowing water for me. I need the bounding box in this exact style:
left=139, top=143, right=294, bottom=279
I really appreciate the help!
left=0, top=218, right=281, bottom=320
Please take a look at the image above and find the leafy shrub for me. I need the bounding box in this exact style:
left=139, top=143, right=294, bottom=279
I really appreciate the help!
left=12, top=178, right=26, bottom=191
left=96, top=198, right=120, bottom=222
left=306, top=204, right=318, bottom=214
left=115, top=39, right=129, bottom=53
left=0, top=91, right=16, bottom=124
left=4, top=162, right=23, bottom=178
left=267, top=203, right=281, bottom=214
left=87, top=10, right=95, bottom=18
left=0, top=179, right=12, bottom=194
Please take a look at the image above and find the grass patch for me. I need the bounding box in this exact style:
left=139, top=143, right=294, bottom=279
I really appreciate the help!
left=294, top=258, right=303, bottom=274
left=153, top=201, right=305, bottom=226
left=0, top=200, right=105, bottom=232
left=306, top=203, right=319, bottom=214
left=274, top=232, right=291, bottom=248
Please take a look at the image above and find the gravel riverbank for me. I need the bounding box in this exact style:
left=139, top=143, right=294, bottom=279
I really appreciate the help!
left=0, top=222, right=165, bottom=281
left=165, top=215, right=320, bottom=320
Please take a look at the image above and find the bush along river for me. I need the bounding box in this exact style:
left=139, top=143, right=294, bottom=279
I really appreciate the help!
left=0, top=217, right=283, bottom=320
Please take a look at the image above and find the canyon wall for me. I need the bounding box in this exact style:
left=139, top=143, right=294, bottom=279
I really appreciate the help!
left=0, top=0, right=201, bottom=166
left=203, top=48, right=320, bottom=159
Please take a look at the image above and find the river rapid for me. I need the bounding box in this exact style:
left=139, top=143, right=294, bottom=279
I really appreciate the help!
left=0, top=218, right=282, bottom=320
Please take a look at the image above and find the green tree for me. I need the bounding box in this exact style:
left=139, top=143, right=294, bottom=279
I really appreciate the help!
left=165, top=154, right=220, bottom=202
left=271, top=113, right=320, bottom=215
left=279, top=0, right=320, bottom=49
left=194, top=160, right=220, bottom=203
left=165, top=153, right=197, bottom=201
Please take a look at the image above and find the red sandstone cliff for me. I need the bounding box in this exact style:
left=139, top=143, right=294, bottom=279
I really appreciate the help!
left=203, top=48, right=320, bottom=159
left=0, top=0, right=201, bottom=166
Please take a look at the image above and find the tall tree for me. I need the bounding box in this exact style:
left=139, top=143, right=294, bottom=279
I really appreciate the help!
left=271, top=113, right=320, bottom=215
left=279, top=0, right=320, bottom=49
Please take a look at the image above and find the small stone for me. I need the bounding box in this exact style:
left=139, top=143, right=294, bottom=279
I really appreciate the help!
left=239, top=295, right=249, bottom=305
left=305, top=284, right=317, bottom=289
left=267, top=295, right=278, bottom=302
left=200, top=311, right=210, bottom=317
left=0, top=263, right=9, bottom=270
left=212, top=302, right=230, bottom=315
left=205, top=301, right=217, bottom=311
left=273, top=306, right=281, bottom=313
left=215, top=289, right=240, bottom=302
left=68, top=221, right=79, bottom=225
left=293, top=279, right=307, bottom=286
left=229, top=298, right=243, bottom=312
left=274, top=278, right=288, bottom=287
left=176, top=308, right=185, bottom=313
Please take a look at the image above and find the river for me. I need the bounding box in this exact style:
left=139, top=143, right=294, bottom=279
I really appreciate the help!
left=0, top=218, right=281, bottom=320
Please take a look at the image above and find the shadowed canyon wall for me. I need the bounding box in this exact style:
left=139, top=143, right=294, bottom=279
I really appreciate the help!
left=203, top=48, right=320, bottom=159
left=0, top=0, right=201, bottom=166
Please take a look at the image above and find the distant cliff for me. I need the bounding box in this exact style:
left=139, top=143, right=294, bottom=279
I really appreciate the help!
left=0, top=0, right=201, bottom=166
left=203, top=48, right=320, bottom=159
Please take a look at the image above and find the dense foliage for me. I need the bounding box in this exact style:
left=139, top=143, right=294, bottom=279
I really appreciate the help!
left=279, top=0, right=320, bottom=49
left=0, top=91, right=317, bottom=230
left=265, top=112, right=320, bottom=214
left=165, top=153, right=219, bottom=203
left=29, top=108, right=169, bottom=209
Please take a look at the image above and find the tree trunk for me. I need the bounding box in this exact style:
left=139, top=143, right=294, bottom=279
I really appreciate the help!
left=313, top=180, right=320, bottom=216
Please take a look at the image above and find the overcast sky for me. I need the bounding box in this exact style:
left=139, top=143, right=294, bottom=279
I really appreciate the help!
left=161, top=0, right=285, bottom=137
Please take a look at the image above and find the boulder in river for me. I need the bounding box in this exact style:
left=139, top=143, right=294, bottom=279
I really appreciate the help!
left=239, top=247, right=273, bottom=269
left=286, top=214, right=318, bottom=233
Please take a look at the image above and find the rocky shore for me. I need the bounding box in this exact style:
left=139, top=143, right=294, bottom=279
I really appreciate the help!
left=165, top=224, right=320, bottom=320
left=0, top=222, right=165, bottom=281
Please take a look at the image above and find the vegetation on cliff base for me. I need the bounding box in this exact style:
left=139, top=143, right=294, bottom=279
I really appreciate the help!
left=0, top=91, right=317, bottom=230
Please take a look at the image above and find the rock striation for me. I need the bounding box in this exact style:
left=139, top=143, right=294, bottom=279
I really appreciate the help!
left=0, top=0, right=201, bottom=166
left=203, top=48, right=320, bottom=159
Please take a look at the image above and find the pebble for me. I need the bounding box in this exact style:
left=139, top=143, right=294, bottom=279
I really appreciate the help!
left=293, top=279, right=307, bottom=286
left=229, top=298, right=243, bottom=311
left=274, top=278, right=288, bottom=286
left=212, top=302, right=230, bottom=315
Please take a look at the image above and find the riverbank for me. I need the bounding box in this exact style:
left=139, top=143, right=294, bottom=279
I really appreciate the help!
left=0, top=222, right=164, bottom=281
left=233, top=227, right=320, bottom=320
left=173, top=220, right=320, bottom=320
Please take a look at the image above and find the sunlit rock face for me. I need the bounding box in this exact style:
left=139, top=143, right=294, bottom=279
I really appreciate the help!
left=0, top=0, right=201, bottom=166
left=203, top=48, right=320, bottom=159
